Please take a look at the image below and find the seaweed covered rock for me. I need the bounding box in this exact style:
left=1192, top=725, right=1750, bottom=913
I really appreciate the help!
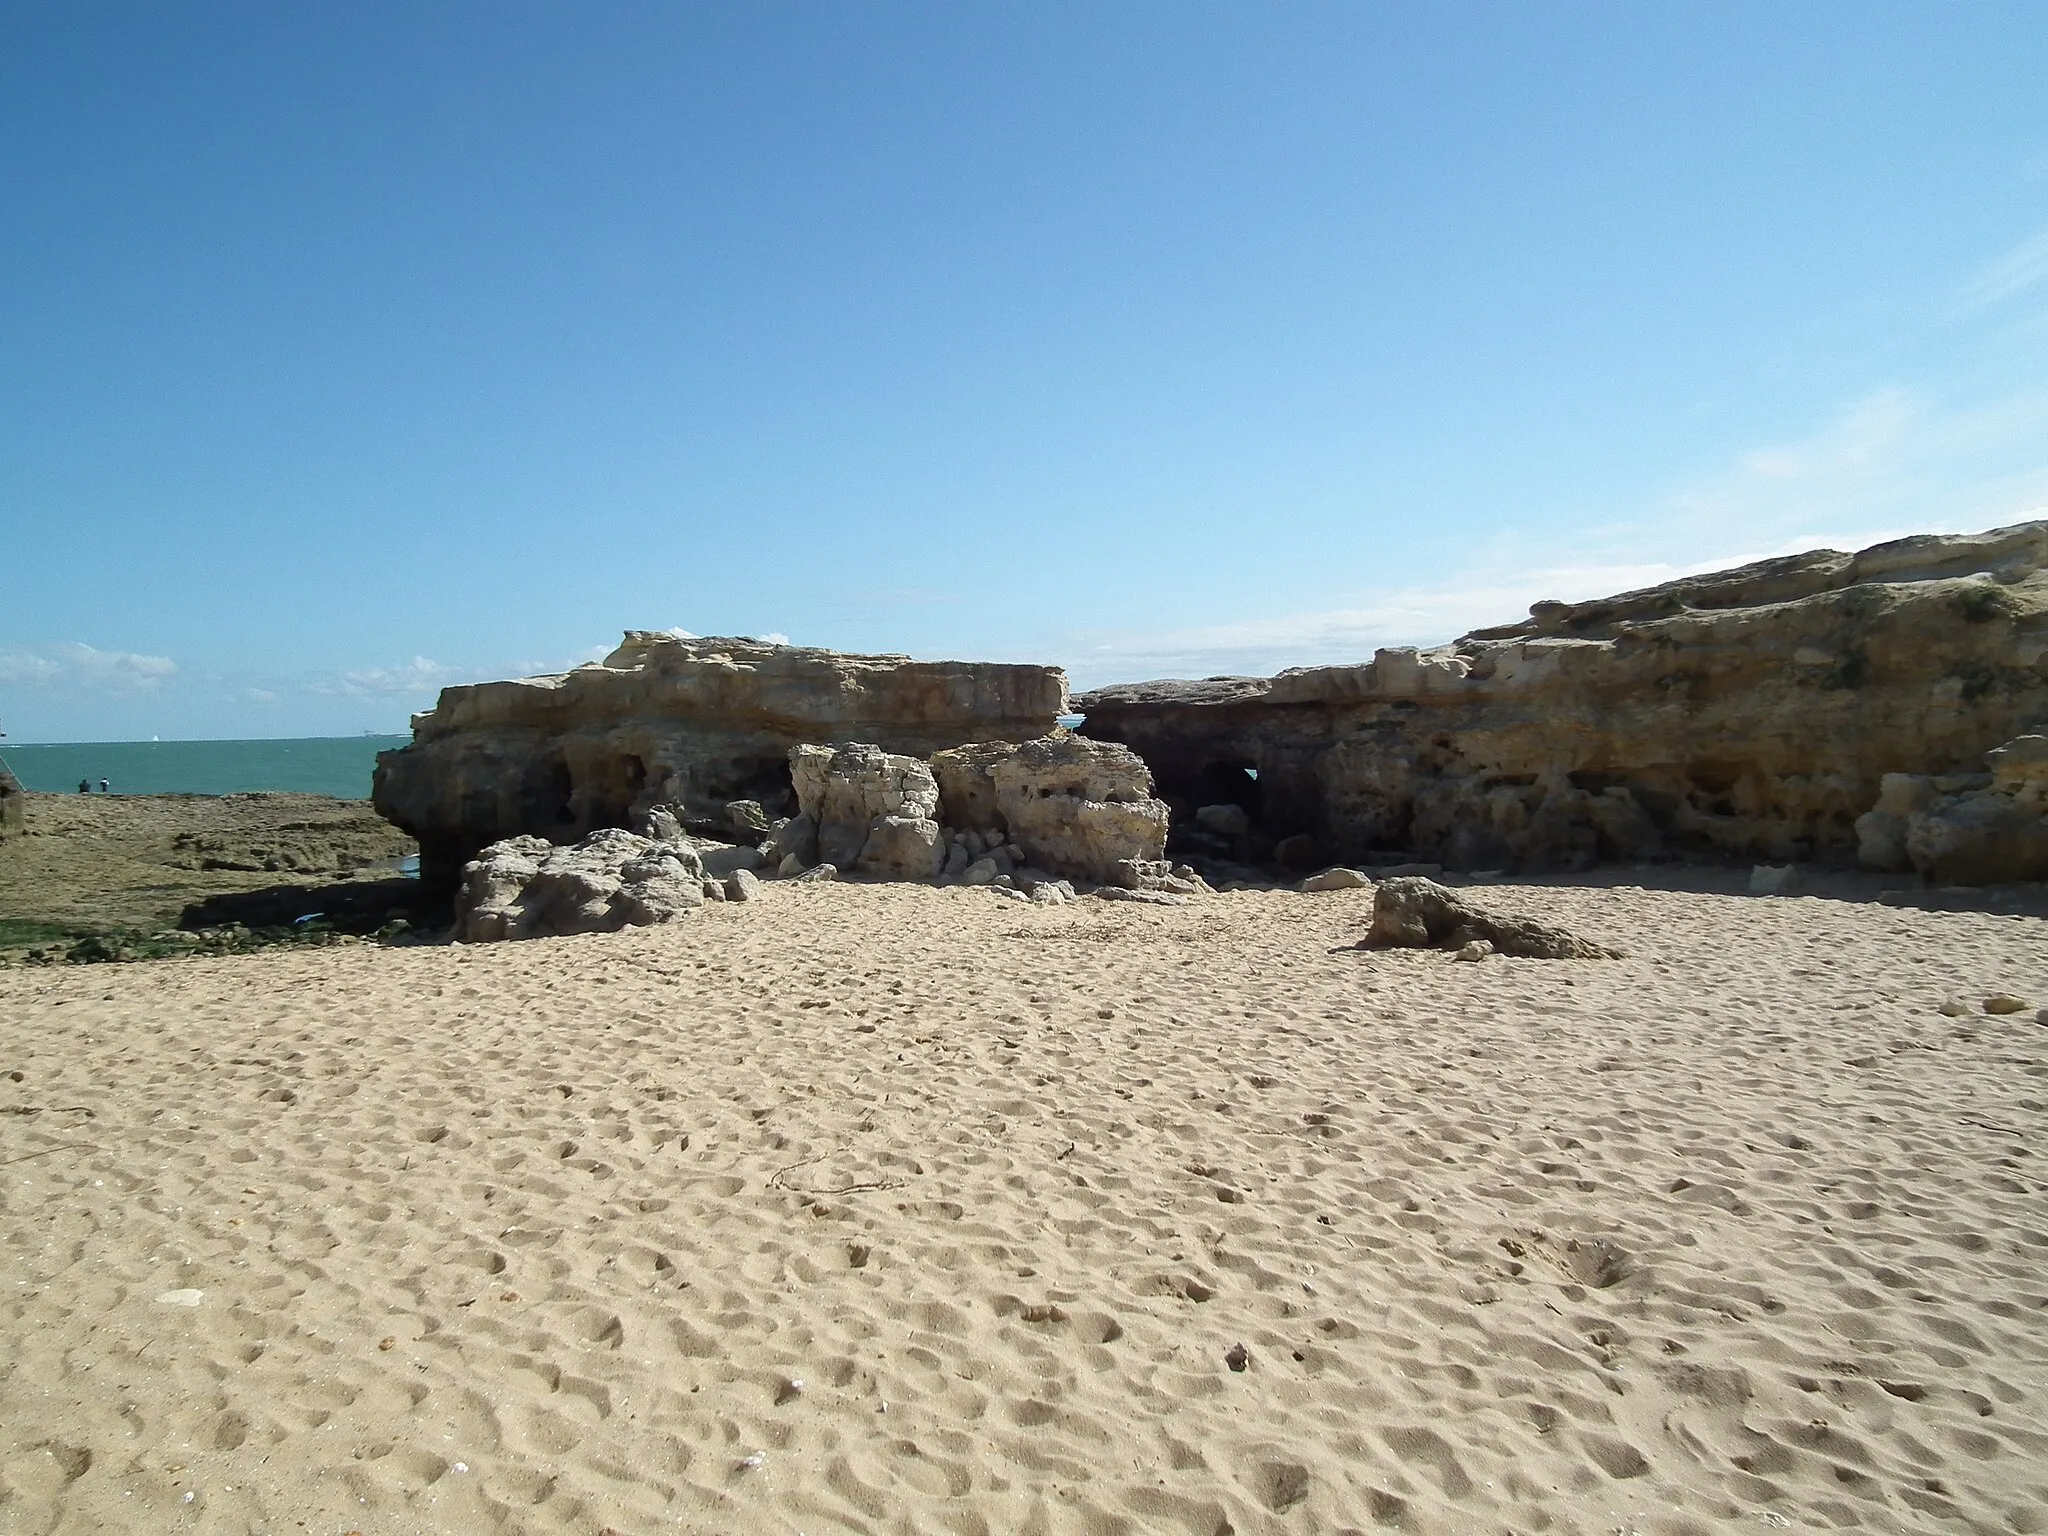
left=1364, top=877, right=1618, bottom=959
left=454, top=828, right=709, bottom=942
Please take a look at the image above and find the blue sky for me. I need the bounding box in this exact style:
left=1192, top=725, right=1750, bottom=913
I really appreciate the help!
left=4, top=2, right=2047, bottom=741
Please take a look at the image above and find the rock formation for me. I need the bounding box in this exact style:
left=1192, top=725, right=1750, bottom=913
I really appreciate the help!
left=777, top=734, right=1172, bottom=890
left=985, top=736, right=1171, bottom=885
left=1856, top=727, right=2048, bottom=885
left=454, top=828, right=708, bottom=942
left=1364, top=877, right=1619, bottom=959
left=1077, top=522, right=2048, bottom=880
left=0, top=763, right=23, bottom=841
left=791, top=743, right=946, bottom=881
left=374, top=635, right=1065, bottom=891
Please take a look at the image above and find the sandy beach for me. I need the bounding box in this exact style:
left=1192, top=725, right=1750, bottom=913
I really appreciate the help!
left=4, top=877, right=2047, bottom=1535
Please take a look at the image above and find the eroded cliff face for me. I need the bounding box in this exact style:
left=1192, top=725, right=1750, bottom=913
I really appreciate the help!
left=374, top=635, right=1066, bottom=890
left=1076, top=522, right=2048, bottom=878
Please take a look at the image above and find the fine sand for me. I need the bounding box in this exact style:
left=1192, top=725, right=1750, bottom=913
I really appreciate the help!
left=3, top=878, right=2046, bottom=1535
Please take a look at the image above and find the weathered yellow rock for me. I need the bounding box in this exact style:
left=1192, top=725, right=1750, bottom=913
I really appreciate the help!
left=376, top=636, right=1066, bottom=889
left=1079, top=522, right=2048, bottom=879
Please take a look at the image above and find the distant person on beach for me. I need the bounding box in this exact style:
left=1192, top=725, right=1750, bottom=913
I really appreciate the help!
left=99, top=779, right=111, bottom=794
left=78, top=778, right=91, bottom=793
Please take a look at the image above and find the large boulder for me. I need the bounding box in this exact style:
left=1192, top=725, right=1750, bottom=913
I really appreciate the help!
left=375, top=635, right=1066, bottom=891
left=986, top=736, right=1171, bottom=884
left=1857, top=728, right=2048, bottom=885
left=454, top=828, right=708, bottom=942
left=790, top=743, right=946, bottom=881
left=1076, top=522, right=2048, bottom=881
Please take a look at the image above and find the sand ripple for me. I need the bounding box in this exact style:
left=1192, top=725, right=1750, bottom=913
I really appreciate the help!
left=4, top=879, right=2047, bottom=1533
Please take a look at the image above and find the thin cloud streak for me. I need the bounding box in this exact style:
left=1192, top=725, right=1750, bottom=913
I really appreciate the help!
left=1960, top=224, right=2048, bottom=311
left=1059, top=383, right=2048, bottom=690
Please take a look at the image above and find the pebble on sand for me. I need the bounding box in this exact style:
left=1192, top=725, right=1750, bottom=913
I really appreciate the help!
left=154, top=1288, right=204, bottom=1307
left=1983, top=994, right=2029, bottom=1015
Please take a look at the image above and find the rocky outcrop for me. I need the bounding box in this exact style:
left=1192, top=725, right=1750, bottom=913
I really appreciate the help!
left=985, top=737, right=1170, bottom=884
left=1364, top=877, right=1619, bottom=959
left=930, top=741, right=1018, bottom=832
left=791, top=743, right=946, bottom=881
left=0, top=764, right=23, bottom=841
left=454, top=828, right=709, bottom=942
left=1856, top=727, right=2048, bottom=885
left=1077, top=522, right=2048, bottom=880
left=375, top=635, right=1065, bottom=890
left=772, top=734, right=1172, bottom=889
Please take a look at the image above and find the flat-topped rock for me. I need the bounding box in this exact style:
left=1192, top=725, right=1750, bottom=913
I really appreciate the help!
left=376, top=635, right=1066, bottom=890
left=1077, top=521, right=2048, bottom=880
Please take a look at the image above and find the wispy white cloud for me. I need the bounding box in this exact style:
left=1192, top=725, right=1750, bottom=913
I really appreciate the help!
left=1654, top=387, right=2048, bottom=563
left=1059, top=548, right=1864, bottom=688
left=1960, top=224, right=2048, bottom=311
left=307, top=655, right=458, bottom=698
left=1061, top=387, right=2048, bottom=689
left=0, top=642, right=180, bottom=690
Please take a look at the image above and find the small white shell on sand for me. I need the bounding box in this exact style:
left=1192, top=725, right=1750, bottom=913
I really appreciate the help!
left=154, top=1288, right=204, bottom=1307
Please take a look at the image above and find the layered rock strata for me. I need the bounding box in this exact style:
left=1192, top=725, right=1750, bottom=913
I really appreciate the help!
left=1077, top=522, right=2048, bottom=878
left=374, top=635, right=1065, bottom=890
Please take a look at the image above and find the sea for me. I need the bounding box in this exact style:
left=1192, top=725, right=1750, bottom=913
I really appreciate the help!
left=0, top=736, right=411, bottom=800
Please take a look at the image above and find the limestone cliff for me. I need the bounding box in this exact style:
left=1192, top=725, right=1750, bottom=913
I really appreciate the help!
left=374, top=635, right=1066, bottom=890
left=1076, top=522, right=2048, bottom=878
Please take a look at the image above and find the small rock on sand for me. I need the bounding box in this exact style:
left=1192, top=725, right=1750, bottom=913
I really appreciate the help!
left=726, top=868, right=762, bottom=902
left=154, top=1289, right=204, bottom=1307
left=1455, top=939, right=1494, bottom=962
left=1983, top=993, right=2029, bottom=1014
left=1939, top=998, right=1973, bottom=1016
left=794, top=863, right=839, bottom=884
left=1748, top=864, right=1803, bottom=896
left=1301, top=867, right=1372, bottom=892
left=1092, top=887, right=1191, bottom=906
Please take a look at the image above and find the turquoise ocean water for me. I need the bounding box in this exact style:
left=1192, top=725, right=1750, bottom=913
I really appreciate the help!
left=0, top=737, right=410, bottom=799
